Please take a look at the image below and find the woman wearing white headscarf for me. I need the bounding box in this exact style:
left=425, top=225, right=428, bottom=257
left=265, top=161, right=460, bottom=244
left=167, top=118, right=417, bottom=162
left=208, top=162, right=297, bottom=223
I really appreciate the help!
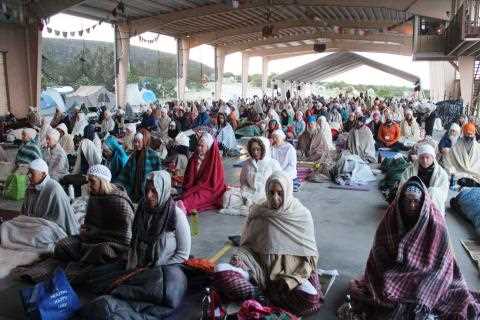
left=214, top=171, right=322, bottom=316
left=56, top=123, right=75, bottom=155
left=72, top=137, right=102, bottom=175
left=271, top=129, right=297, bottom=180
left=317, top=116, right=335, bottom=151
left=221, top=137, right=281, bottom=215
left=123, top=123, right=136, bottom=152
left=43, top=128, right=69, bottom=181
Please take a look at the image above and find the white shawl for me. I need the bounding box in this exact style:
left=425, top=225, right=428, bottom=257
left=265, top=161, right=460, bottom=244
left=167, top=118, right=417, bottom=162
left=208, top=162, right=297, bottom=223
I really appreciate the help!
left=443, top=138, right=480, bottom=183
left=318, top=116, right=336, bottom=151
left=73, top=139, right=102, bottom=174
left=241, top=171, right=318, bottom=257
left=240, top=137, right=281, bottom=203
left=400, top=161, right=449, bottom=214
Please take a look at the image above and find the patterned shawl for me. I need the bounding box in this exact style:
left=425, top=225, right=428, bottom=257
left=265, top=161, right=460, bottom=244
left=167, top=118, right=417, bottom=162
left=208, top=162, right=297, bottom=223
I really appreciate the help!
left=350, top=176, right=480, bottom=319
left=15, top=138, right=42, bottom=166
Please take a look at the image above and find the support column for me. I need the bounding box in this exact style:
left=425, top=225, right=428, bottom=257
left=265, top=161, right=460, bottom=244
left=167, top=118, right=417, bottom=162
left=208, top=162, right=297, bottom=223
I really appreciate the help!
left=280, top=81, right=286, bottom=100
left=25, top=21, right=42, bottom=109
left=261, top=56, right=269, bottom=96
left=429, top=61, right=456, bottom=102
left=177, top=38, right=189, bottom=101
left=458, top=56, right=475, bottom=110
left=214, top=46, right=225, bottom=100
left=241, top=52, right=249, bottom=99
left=114, top=24, right=130, bottom=109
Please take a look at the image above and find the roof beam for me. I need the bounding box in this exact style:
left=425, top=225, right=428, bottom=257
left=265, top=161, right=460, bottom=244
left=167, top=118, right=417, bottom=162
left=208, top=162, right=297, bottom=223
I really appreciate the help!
left=28, top=0, right=86, bottom=18
left=246, top=40, right=412, bottom=57
left=226, top=32, right=410, bottom=53
left=188, top=19, right=405, bottom=47
left=129, top=0, right=411, bottom=35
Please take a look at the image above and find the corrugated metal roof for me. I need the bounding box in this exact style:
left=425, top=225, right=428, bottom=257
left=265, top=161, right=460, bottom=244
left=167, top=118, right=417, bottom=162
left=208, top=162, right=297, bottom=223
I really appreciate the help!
left=274, top=52, right=420, bottom=83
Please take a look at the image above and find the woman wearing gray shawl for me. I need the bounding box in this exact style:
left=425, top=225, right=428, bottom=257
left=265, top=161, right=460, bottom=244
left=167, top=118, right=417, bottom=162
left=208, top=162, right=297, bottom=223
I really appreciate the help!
left=80, top=171, right=190, bottom=319
left=214, top=171, right=323, bottom=316
left=127, top=170, right=191, bottom=269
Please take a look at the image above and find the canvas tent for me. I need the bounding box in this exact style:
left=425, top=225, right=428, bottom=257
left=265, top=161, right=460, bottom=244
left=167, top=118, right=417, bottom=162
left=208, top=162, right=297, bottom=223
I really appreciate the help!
left=66, top=86, right=115, bottom=110
left=126, top=84, right=157, bottom=106
left=40, top=88, right=66, bottom=116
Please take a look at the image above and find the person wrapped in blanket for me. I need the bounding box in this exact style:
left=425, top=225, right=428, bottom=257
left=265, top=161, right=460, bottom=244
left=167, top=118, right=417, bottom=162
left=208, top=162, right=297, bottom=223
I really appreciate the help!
left=214, top=171, right=323, bottom=316
left=340, top=176, right=480, bottom=319
left=177, top=132, right=227, bottom=214
left=117, top=128, right=162, bottom=202
left=298, top=115, right=336, bottom=162
left=400, top=143, right=449, bottom=214
left=443, top=122, right=480, bottom=187
left=271, top=129, right=301, bottom=192
left=43, top=165, right=136, bottom=282
left=80, top=170, right=190, bottom=319
left=14, top=128, right=42, bottom=167
left=102, top=135, right=129, bottom=182
left=21, top=159, right=79, bottom=236
left=221, top=137, right=281, bottom=216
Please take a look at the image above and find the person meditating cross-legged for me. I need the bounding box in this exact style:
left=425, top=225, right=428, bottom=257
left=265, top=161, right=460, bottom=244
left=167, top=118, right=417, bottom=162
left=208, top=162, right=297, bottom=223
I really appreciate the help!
left=341, top=176, right=480, bottom=319
left=443, top=122, right=480, bottom=187
left=214, top=171, right=323, bottom=316
left=221, top=137, right=281, bottom=216
left=22, top=159, right=79, bottom=236
left=118, top=128, right=162, bottom=202
left=298, top=115, right=335, bottom=162
left=400, top=143, right=448, bottom=214
left=55, top=165, right=135, bottom=266
left=178, top=132, right=226, bottom=214
left=80, top=170, right=190, bottom=319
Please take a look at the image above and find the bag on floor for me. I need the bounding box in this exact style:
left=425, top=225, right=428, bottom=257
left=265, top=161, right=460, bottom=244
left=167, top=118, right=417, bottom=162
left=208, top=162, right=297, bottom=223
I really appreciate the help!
left=20, top=268, right=81, bottom=320
left=3, top=174, right=27, bottom=200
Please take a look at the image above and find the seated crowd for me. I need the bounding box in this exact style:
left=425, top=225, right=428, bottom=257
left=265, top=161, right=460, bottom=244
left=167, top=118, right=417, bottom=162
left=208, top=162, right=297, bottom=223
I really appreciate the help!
left=0, top=93, right=479, bottom=318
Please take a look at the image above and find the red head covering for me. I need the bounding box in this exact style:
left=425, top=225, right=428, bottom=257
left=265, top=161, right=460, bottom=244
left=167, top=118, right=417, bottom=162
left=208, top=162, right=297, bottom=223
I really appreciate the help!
left=181, top=140, right=226, bottom=214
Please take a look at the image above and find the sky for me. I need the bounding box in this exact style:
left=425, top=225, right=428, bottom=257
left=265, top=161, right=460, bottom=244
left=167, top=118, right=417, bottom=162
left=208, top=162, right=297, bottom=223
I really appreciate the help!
left=42, top=13, right=431, bottom=89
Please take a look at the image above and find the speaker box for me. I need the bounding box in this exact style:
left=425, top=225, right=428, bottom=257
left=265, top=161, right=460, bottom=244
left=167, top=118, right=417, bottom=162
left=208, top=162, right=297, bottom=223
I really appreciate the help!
left=273, top=84, right=278, bottom=90
left=297, top=85, right=301, bottom=91
left=313, top=43, right=326, bottom=52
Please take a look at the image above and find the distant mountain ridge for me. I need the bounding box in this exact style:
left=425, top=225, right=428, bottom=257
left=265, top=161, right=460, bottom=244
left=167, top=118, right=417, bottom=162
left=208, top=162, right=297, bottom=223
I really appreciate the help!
left=42, top=38, right=214, bottom=78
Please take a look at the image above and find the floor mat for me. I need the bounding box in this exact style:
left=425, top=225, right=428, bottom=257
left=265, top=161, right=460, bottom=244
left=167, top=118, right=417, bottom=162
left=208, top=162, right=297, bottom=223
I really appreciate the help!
left=461, top=239, right=480, bottom=272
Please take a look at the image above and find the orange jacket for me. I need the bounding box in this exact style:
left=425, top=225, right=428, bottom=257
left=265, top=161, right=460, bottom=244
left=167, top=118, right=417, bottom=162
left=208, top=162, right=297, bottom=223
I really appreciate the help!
left=378, top=122, right=400, bottom=147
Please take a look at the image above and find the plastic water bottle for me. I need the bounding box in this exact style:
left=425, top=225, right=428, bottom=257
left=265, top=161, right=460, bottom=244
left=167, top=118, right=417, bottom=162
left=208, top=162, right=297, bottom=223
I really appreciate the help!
left=68, top=185, right=75, bottom=201
left=450, top=174, right=456, bottom=191
left=190, top=210, right=199, bottom=236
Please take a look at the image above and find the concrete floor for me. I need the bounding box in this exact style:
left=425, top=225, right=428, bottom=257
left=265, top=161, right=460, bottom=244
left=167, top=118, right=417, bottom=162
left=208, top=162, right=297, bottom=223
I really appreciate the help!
left=0, top=151, right=479, bottom=319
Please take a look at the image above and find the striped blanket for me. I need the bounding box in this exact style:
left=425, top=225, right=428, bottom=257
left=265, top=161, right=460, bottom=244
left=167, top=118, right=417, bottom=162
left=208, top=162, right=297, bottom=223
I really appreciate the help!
left=349, top=181, right=480, bottom=319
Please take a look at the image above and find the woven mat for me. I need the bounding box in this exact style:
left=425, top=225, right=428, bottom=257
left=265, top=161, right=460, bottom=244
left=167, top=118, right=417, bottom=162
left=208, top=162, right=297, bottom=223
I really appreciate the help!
left=461, top=239, right=480, bottom=272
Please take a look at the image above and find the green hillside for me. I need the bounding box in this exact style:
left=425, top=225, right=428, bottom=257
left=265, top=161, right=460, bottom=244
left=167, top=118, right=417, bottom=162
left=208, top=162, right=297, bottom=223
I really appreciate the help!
left=41, top=38, right=214, bottom=98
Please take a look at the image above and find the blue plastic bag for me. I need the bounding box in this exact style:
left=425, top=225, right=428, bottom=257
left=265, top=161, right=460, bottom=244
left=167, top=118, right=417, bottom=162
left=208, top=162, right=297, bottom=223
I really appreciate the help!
left=20, top=268, right=80, bottom=320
